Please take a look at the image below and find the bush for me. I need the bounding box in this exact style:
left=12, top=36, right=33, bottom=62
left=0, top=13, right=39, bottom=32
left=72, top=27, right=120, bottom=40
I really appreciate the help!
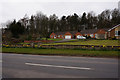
left=112, top=37, right=116, bottom=40
left=27, top=35, right=32, bottom=40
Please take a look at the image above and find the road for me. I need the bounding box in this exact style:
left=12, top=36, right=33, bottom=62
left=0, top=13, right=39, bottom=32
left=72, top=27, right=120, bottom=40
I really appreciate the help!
left=2, top=53, right=118, bottom=78
left=0, top=53, right=2, bottom=79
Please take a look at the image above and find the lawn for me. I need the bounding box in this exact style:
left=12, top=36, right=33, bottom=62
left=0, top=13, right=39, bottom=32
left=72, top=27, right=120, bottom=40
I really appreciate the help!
left=43, top=40, right=119, bottom=46
left=2, top=47, right=119, bottom=58
left=42, top=38, right=63, bottom=41
left=18, top=42, right=30, bottom=44
left=0, top=47, right=1, bottom=52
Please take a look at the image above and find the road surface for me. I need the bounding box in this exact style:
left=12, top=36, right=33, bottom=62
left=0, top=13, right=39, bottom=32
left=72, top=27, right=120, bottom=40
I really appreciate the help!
left=2, top=53, right=118, bottom=78
left=0, top=53, right=2, bottom=79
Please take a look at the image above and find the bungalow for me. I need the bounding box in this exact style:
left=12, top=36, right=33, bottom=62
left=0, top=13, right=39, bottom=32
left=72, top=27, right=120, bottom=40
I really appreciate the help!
left=50, top=32, right=70, bottom=39
left=80, top=29, right=98, bottom=38
left=55, top=32, right=66, bottom=39
left=74, top=31, right=83, bottom=39
left=64, top=32, right=72, bottom=39
left=50, top=31, right=82, bottom=39
left=50, top=29, right=110, bottom=39
left=95, top=29, right=109, bottom=39
left=108, top=24, right=120, bottom=39
left=80, top=29, right=108, bottom=39
left=50, top=32, right=56, bottom=39
left=66, top=31, right=83, bottom=39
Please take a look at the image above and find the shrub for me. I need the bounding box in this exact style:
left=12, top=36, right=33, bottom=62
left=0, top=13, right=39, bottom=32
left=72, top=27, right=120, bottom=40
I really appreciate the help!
left=112, top=37, right=117, bottom=40
left=27, top=35, right=32, bottom=40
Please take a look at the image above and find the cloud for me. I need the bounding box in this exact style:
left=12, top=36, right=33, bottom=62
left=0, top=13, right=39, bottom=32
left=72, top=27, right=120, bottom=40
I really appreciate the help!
left=0, top=1, right=118, bottom=24
left=1, top=0, right=120, bottom=2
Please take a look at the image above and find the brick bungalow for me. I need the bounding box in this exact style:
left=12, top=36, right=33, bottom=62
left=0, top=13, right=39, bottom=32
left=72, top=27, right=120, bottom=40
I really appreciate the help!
left=75, top=32, right=83, bottom=39
left=55, top=32, right=67, bottom=39
left=50, top=29, right=110, bottom=39
left=50, top=32, right=56, bottom=39
left=95, top=29, right=109, bottom=39
left=64, top=32, right=72, bottom=39
left=68, top=31, right=82, bottom=39
left=108, top=24, right=120, bottom=39
left=50, top=31, right=82, bottom=39
left=80, top=29, right=108, bottom=39
left=80, top=29, right=98, bottom=38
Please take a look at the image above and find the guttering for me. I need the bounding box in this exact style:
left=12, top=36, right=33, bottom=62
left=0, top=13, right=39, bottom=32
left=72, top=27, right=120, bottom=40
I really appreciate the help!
left=108, top=24, right=120, bottom=32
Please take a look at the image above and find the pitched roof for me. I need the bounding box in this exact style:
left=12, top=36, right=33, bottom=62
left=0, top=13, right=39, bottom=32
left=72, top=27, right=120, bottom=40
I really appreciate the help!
left=68, top=31, right=78, bottom=35
left=53, top=28, right=110, bottom=35
left=108, top=24, right=120, bottom=31
left=55, top=31, right=78, bottom=35
left=102, top=28, right=110, bottom=31
left=55, top=32, right=67, bottom=35
left=80, top=29, right=99, bottom=34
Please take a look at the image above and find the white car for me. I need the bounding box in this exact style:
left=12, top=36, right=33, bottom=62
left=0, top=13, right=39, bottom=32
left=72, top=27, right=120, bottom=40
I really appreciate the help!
left=77, top=35, right=86, bottom=39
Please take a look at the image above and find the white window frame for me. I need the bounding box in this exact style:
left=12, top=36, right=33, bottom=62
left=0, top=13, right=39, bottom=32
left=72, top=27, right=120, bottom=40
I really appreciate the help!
left=95, top=34, right=97, bottom=38
left=115, top=31, right=118, bottom=36
left=58, top=35, right=60, bottom=37
left=77, top=35, right=81, bottom=39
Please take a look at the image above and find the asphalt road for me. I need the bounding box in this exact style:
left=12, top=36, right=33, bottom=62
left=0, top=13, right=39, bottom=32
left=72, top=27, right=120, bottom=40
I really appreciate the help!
left=0, top=53, right=2, bottom=79
left=2, top=53, right=118, bottom=78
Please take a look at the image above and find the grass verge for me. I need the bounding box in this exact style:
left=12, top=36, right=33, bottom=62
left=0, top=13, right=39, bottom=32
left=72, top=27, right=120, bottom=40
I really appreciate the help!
left=43, top=40, right=119, bottom=46
left=2, top=47, right=119, bottom=58
left=42, top=38, right=63, bottom=41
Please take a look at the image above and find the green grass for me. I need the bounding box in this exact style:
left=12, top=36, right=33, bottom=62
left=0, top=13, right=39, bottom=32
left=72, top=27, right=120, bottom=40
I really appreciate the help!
left=17, top=38, right=63, bottom=44
left=42, top=38, right=63, bottom=41
left=2, top=47, right=119, bottom=58
left=18, top=42, right=30, bottom=44
left=0, top=47, right=2, bottom=52
left=43, top=40, right=119, bottom=46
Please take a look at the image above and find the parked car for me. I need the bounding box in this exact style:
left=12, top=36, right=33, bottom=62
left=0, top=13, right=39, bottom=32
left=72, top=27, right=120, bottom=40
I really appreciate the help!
left=77, top=35, right=86, bottom=39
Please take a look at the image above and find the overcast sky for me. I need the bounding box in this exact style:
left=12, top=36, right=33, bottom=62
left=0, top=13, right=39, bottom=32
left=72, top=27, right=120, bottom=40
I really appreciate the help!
left=0, top=0, right=120, bottom=27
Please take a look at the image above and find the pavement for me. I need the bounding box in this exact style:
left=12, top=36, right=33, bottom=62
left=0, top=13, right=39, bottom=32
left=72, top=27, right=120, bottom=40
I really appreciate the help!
left=2, top=53, right=118, bottom=78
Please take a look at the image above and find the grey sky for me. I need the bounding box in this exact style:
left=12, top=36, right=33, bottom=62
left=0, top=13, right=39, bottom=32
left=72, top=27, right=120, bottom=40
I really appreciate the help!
left=0, top=0, right=120, bottom=27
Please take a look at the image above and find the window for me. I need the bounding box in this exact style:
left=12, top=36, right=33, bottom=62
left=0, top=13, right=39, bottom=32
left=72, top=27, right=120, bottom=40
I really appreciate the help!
left=54, top=36, right=56, bottom=39
left=119, top=31, right=120, bottom=35
left=90, top=34, right=94, bottom=37
left=115, top=31, right=120, bottom=36
left=58, top=35, right=60, bottom=37
left=95, top=34, right=97, bottom=38
left=77, top=35, right=81, bottom=39
left=51, top=35, right=53, bottom=37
